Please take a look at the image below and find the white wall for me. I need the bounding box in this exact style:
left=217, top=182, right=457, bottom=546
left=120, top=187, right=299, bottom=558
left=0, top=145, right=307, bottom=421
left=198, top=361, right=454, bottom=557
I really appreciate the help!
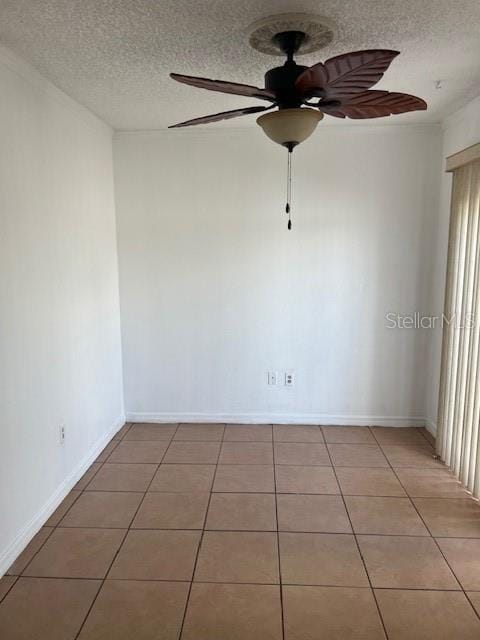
left=425, top=95, right=480, bottom=429
left=114, top=124, right=441, bottom=425
left=0, top=47, right=124, bottom=574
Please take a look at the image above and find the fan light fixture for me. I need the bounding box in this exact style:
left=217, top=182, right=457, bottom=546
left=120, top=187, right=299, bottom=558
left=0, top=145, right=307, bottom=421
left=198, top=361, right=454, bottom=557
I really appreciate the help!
left=168, top=13, right=427, bottom=230
left=256, top=107, right=323, bottom=149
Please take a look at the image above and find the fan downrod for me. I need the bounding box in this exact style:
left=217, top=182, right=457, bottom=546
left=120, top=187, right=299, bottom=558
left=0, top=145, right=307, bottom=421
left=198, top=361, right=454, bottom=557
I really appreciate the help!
left=272, top=31, right=307, bottom=62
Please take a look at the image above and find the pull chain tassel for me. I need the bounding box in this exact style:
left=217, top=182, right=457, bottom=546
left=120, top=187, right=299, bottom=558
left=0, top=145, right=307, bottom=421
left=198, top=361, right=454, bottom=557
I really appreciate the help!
left=285, top=146, right=293, bottom=230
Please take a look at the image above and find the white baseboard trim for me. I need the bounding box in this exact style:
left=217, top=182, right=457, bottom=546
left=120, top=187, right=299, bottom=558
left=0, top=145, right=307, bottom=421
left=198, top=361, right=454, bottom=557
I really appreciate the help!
left=0, top=414, right=125, bottom=577
left=125, top=412, right=427, bottom=427
left=424, top=418, right=437, bottom=438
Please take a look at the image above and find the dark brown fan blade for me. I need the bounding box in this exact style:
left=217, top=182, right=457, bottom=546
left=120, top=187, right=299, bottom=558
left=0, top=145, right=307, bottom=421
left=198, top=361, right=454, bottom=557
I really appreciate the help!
left=294, top=62, right=328, bottom=99
left=168, top=105, right=274, bottom=128
left=170, top=73, right=275, bottom=101
left=296, top=50, right=399, bottom=100
left=320, top=90, right=427, bottom=119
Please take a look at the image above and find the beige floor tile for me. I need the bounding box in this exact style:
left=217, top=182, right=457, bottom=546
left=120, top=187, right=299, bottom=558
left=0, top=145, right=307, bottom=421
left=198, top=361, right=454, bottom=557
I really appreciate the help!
left=107, top=441, right=168, bottom=463
left=213, top=464, right=275, bottom=492
left=224, top=424, right=273, bottom=441
left=0, top=577, right=100, bottom=640
left=194, top=531, right=279, bottom=583
left=164, top=441, right=220, bottom=464
left=112, top=423, right=131, bottom=440
left=273, top=425, right=324, bottom=442
left=322, top=426, right=375, bottom=444
left=182, top=583, right=283, bottom=640
left=74, top=463, right=102, bottom=490
left=86, top=463, right=156, bottom=491
left=358, top=535, right=459, bottom=589
left=149, top=464, right=215, bottom=492
left=7, top=527, right=54, bottom=575
left=174, top=423, right=224, bottom=441
left=109, top=529, right=201, bottom=580
left=78, top=580, right=189, bottom=640
left=277, top=494, right=351, bottom=533
left=283, top=585, right=385, bottom=640
left=371, top=426, right=431, bottom=447
left=45, top=491, right=82, bottom=525
left=0, top=576, right=17, bottom=603
left=328, top=444, right=388, bottom=467
left=205, top=493, right=277, bottom=531
left=60, top=492, right=143, bottom=528
left=413, top=498, right=480, bottom=537
left=275, top=466, right=340, bottom=494
left=395, top=468, right=469, bottom=497
left=345, top=496, right=429, bottom=535
left=376, top=589, right=480, bottom=640
left=280, top=532, right=368, bottom=586
left=219, top=442, right=273, bottom=465
left=336, top=468, right=406, bottom=496
left=124, top=423, right=177, bottom=441
left=23, top=528, right=125, bottom=579
left=96, top=441, right=119, bottom=463
left=274, top=442, right=330, bottom=466
left=382, top=444, right=443, bottom=468
left=436, top=538, right=480, bottom=589
left=467, top=592, right=480, bottom=616
left=132, top=492, right=209, bottom=529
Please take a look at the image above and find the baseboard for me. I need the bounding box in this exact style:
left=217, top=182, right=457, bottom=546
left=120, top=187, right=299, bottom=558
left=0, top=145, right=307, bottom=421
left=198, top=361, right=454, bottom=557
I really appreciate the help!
left=0, top=414, right=125, bottom=577
left=125, top=412, right=427, bottom=427
left=424, top=418, right=437, bottom=437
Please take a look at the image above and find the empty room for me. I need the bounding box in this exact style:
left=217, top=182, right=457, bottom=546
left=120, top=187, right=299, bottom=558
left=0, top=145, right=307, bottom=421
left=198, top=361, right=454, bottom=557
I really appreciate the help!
left=1, top=1, right=480, bottom=639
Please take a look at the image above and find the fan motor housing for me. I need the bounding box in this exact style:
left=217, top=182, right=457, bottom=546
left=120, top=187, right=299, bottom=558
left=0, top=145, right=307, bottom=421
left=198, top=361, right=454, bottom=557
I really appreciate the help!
left=264, top=62, right=308, bottom=109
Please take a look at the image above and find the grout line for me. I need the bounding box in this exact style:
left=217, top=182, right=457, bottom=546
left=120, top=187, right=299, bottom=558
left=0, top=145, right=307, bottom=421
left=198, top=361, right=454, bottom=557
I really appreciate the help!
left=11, top=524, right=480, bottom=537
left=7, top=526, right=56, bottom=577
left=372, top=429, right=480, bottom=624
left=9, top=574, right=476, bottom=591
left=177, top=426, right=222, bottom=639
left=72, top=423, right=178, bottom=640
left=273, top=439, right=286, bottom=640
left=96, top=438, right=121, bottom=463
left=0, top=575, right=18, bottom=603
left=328, top=427, right=390, bottom=640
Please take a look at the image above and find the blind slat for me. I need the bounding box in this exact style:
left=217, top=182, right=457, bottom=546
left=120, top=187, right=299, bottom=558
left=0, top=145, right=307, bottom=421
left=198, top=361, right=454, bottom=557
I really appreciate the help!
left=438, top=159, right=480, bottom=499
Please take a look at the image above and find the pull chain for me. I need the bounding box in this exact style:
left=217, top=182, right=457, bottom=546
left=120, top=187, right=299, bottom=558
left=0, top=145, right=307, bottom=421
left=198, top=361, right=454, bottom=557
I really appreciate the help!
left=285, top=145, right=293, bottom=230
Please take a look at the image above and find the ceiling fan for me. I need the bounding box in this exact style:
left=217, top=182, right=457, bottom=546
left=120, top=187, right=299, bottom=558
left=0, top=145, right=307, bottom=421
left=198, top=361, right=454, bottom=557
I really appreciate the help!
left=169, top=15, right=427, bottom=229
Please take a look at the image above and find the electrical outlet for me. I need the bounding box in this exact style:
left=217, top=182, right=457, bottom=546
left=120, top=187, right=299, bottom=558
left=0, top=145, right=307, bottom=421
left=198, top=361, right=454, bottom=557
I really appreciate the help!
left=59, top=424, right=66, bottom=445
left=285, top=372, right=295, bottom=387
left=268, top=371, right=278, bottom=385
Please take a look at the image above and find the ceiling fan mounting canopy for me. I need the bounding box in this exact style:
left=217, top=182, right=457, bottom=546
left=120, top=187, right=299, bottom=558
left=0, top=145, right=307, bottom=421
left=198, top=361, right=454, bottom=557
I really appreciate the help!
left=248, top=13, right=337, bottom=56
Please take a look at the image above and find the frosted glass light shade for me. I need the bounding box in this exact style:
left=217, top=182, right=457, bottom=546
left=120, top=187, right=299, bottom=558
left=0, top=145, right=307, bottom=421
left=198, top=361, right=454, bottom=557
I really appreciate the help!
left=256, top=108, right=323, bottom=147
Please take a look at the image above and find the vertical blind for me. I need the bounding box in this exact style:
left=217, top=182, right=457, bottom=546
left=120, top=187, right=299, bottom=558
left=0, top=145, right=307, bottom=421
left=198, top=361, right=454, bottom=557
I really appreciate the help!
left=438, top=157, right=480, bottom=498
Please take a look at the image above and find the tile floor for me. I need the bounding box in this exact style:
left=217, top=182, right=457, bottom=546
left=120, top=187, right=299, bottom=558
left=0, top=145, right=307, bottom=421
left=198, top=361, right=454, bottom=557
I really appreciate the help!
left=1, top=423, right=480, bottom=639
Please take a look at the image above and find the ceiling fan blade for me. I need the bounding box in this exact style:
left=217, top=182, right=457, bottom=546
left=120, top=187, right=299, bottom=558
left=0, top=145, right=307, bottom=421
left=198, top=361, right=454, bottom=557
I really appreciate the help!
left=324, top=50, right=400, bottom=98
left=296, top=50, right=399, bottom=100
left=168, top=105, right=274, bottom=128
left=170, top=73, right=275, bottom=101
left=321, top=90, right=427, bottom=119
left=294, top=62, right=328, bottom=99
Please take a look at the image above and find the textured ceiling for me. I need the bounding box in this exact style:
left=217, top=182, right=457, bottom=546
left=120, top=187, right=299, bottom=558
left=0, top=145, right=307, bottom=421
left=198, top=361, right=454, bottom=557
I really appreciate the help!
left=0, top=0, right=479, bottom=130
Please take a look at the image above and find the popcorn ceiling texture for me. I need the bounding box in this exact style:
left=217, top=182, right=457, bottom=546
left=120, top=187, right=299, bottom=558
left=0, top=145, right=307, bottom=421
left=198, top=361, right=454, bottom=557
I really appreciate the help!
left=0, top=0, right=479, bottom=130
